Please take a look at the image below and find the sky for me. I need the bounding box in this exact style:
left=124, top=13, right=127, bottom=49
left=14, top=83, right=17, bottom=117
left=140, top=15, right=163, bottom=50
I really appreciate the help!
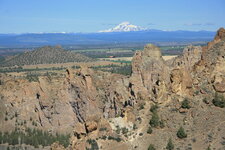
left=0, top=0, right=224, bottom=33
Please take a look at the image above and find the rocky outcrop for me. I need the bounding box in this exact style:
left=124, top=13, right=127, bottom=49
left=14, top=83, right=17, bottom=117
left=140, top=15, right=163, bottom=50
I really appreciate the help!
left=130, top=44, right=170, bottom=103
left=129, top=28, right=225, bottom=103
left=0, top=67, right=103, bottom=133
left=207, top=27, right=225, bottom=49
left=193, top=28, right=225, bottom=95
left=169, top=45, right=202, bottom=97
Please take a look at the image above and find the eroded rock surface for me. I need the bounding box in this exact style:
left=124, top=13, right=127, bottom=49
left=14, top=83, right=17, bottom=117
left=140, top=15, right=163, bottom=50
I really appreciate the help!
left=130, top=44, right=170, bottom=103
left=0, top=28, right=225, bottom=150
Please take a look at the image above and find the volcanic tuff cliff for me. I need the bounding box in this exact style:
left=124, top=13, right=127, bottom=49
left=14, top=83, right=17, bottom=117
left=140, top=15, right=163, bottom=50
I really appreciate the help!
left=0, top=28, right=225, bottom=150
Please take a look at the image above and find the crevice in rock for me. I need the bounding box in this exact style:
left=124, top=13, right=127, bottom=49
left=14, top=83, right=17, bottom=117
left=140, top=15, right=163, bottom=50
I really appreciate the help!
left=38, top=113, right=43, bottom=126
left=36, top=93, right=40, bottom=99
left=70, top=101, right=85, bottom=123
left=84, top=123, right=89, bottom=134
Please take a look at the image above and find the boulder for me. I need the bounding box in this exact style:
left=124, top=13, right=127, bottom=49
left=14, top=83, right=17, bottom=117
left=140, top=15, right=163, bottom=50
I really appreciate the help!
left=85, top=121, right=98, bottom=133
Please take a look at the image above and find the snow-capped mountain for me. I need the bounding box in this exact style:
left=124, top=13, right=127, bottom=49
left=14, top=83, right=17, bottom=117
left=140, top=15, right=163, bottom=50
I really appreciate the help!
left=99, top=22, right=146, bottom=32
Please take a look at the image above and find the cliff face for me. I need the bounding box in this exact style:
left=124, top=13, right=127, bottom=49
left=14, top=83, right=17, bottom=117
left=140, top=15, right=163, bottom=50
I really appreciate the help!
left=130, top=44, right=170, bottom=103
left=130, top=28, right=225, bottom=102
left=0, top=68, right=98, bottom=133
left=0, top=28, right=225, bottom=150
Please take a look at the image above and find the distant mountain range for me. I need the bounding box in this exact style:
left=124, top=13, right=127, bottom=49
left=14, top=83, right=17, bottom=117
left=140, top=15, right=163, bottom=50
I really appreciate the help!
left=0, top=28, right=216, bottom=48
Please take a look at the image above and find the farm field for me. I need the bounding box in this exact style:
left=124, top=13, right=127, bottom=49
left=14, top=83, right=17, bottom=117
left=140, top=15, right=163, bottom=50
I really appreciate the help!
left=99, top=55, right=178, bottom=62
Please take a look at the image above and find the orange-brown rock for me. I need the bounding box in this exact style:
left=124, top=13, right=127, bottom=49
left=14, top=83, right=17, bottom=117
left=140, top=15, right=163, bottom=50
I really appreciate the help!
left=130, top=44, right=170, bottom=103
left=204, top=27, right=225, bottom=52
left=50, top=142, right=66, bottom=150
left=85, top=121, right=98, bottom=133
left=73, top=122, right=86, bottom=138
left=169, top=45, right=202, bottom=97
left=123, top=107, right=136, bottom=123
left=214, top=27, right=225, bottom=41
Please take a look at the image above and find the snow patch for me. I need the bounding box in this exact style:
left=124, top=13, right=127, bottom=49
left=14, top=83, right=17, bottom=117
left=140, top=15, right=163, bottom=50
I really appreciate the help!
left=99, top=22, right=146, bottom=32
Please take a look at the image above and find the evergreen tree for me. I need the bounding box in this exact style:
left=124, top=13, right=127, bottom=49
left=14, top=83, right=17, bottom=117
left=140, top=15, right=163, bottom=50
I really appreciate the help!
left=147, top=127, right=153, bottom=134
left=150, top=104, right=158, bottom=113
left=181, top=98, right=191, bottom=109
left=149, top=112, right=160, bottom=127
left=212, top=92, right=225, bottom=108
left=206, top=146, right=211, bottom=150
left=148, top=144, right=156, bottom=150
left=166, top=138, right=174, bottom=150
left=177, top=126, right=187, bottom=139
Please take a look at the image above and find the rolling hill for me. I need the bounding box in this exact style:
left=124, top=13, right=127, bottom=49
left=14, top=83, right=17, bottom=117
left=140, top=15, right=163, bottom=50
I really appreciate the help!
left=0, top=46, right=95, bottom=67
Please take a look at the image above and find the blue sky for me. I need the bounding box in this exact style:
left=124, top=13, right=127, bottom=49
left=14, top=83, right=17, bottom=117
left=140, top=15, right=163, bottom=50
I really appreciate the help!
left=0, top=0, right=224, bottom=33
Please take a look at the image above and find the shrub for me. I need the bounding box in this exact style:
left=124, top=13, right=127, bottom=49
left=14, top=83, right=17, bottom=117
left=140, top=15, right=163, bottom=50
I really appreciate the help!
left=149, top=112, right=160, bottom=127
left=121, top=127, right=128, bottom=135
left=101, top=135, right=107, bottom=140
left=159, top=120, right=165, bottom=128
left=107, top=136, right=122, bottom=142
left=181, top=98, right=191, bottom=109
left=212, top=92, right=225, bottom=108
left=177, top=126, right=187, bottom=139
left=139, top=104, right=145, bottom=110
left=115, top=126, right=121, bottom=134
left=99, top=128, right=107, bottom=131
left=87, top=139, right=99, bottom=150
left=32, top=121, right=37, bottom=126
left=15, top=112, right=18, bottom=117
left=150, top=104, right=158, bottom=113
left=147, top=127, right=153, bottom=134
left=148, top=144, right=156, bottom=150
left=206, top=146, right=211, bottom=150
left=133, top=124, right=137, bottom=130
left=26, top=73, right=39, bottom=82
left=166, top=138, right=174, bottom=150
left=92, top=64, right=132, bottom=76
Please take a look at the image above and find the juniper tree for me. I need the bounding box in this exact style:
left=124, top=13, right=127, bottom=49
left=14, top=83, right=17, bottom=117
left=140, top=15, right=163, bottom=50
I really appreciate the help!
left=166, top=138, right=174, bottom=150
left=177, top=126, right=187, bottom=139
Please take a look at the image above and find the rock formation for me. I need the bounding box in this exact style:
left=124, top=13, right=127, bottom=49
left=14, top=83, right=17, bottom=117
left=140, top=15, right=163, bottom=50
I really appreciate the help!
left=0, top=28, right=225, bottom=150
left=130, top=44, right=170, bottom=103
